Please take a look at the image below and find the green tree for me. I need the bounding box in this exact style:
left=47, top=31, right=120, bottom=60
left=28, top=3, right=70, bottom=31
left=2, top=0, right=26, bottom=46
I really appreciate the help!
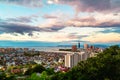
left=50, top=45, right=120, bottom=80
left=0, top=72, right=6, bottom=80
left=46, top=68, right=55, bottom=75
left=39, top=71, right=49, bottom=80
left=50, top=72, right=66, bottom=80
left=32, top=64, right=45, bottom=73
left=68, top=45, right=120, bottom=80
left=24, top=64, right=45, bottom=75
left=27, top=73, right=40, bottom=80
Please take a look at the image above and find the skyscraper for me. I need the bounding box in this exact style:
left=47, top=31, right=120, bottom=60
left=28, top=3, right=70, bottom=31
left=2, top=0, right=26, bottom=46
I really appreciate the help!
left=78, top=42, right=80, bottom=48
left=84, top=44, right=89, bottom=49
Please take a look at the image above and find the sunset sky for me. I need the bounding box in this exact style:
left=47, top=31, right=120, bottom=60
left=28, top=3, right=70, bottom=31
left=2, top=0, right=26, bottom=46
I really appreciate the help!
left=0, top=0, right=120, bottom=47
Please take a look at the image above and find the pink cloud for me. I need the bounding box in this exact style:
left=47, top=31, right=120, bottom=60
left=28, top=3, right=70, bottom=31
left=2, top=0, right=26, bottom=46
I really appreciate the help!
left=55, top=0, right=120, bottom=15
left=67, top=17, right=120, bottom=27
left=39, top=14, right=120, bottom=31
left=71, top=17, right=96, bottom=22
left=38, top=9, right=120, bottom=31
left=67, top=16, right=97, bottom=27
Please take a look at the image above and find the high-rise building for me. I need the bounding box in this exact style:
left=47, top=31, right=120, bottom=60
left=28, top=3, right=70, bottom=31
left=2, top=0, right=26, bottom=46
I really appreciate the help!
left=72, top=45, right=77, bottom=52
left=78, top=42, right=80, bottom=48
left=65, top=53, right=79, bottom=68
left=65, top=52, right=89, bottom=68
left=65, top=54, right=72, bottom=68
left=84, top=44, right=89, bottom=49
left=78, top=52, right=88, bottom=60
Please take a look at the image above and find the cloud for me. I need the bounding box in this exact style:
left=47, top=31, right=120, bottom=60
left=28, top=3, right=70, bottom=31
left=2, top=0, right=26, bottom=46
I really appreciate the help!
left=0, top=26, right=119, bottom=43
left=0, top=0, right=42, bottom=7
left=71, top=17, right=96, bottom=22
left=5, top=15, right=38, bottom=23
left=0, top=32, right=73, bottom=42
left=111, top=0, right=120, bottom=11
left=39, top=19, right=66, bottom=31
left=39, top=12, right=120, bottom=29
left=1, top=0, right=119, bottom=13
left=54, top=0, right=120, bottom=15
left=0, top=22, right=44, bottom=34
left=0, top=27, right=105, bottom=42
left=66, top=13, right=120, bottom=27
left=98, top=20, right=120, bottom=27
left=0, top=19, right=67, bottom=34
left=42, top=14, right=58, bottom=19
left=67, top=16, right=96, bottom=27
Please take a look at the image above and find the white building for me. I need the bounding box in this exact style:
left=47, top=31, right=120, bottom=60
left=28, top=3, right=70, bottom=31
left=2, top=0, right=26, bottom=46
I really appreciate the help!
left=65, top=52, right=89, bottom=68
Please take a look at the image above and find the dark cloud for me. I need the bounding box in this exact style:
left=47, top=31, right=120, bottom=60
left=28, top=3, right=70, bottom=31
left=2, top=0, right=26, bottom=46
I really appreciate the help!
left=0, top=0, right=42, bottom=7
left=98, top=21, right=120, bottom=27
left=0, top=22, right=41, bottom=34
left=0, top=20, right=58, bottom=35
left=6, top=17, right=32, bottom=23
left=0, top=19, right=65, bottom=35
left=4, top=14, right=38, bottom=23
left=49, top=25, right=65, bottom=31
left=80, top=0, right=111, bottom=11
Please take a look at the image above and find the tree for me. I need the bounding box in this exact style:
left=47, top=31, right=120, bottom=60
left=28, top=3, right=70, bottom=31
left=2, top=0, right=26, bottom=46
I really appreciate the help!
left=39, top=71, right=49, bottom=80
left=27, top=71, right=50, bottom=80
left=0, top=72, right=6, bottom=80
left=50, top=45, right=120, bottom=80
left=24, top=64, right=45, bottom=75
left=45, top=68, right=55, bottom=75
left=32, top=64, right=45, bottom=73
left=50, top=72, right=66, bottom=80
left=68, top=45, right=120, bottom=80
left=27, top=73, right=40, bottom=80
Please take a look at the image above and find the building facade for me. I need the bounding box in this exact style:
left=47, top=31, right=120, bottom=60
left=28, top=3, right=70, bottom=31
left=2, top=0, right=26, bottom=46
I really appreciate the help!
left=65, top=52, right=89, bottom=68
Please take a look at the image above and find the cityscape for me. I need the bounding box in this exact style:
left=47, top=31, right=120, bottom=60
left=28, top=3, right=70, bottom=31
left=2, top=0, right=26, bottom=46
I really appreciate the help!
left=0, top=43, right=103, bottom=79
left=0, top=0, right=120, bottom=80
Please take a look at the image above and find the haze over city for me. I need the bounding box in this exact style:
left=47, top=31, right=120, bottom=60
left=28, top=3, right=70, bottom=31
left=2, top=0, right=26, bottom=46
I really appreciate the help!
left=0, top=0, right=120, bottom=47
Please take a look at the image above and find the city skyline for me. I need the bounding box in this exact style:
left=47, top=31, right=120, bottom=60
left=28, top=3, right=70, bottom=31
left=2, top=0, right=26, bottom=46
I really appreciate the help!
left=0, top=0, right=120, bottom=46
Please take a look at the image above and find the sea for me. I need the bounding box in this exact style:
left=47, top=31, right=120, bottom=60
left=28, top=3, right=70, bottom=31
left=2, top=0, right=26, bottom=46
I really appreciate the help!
left=0, top=43, right=116, bottom=51
left=0, top=46, right=72, bottom=51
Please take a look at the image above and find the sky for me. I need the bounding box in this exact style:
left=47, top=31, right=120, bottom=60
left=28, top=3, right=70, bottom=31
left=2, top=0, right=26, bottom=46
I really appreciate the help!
left=0, top=0, right=120, bottom=47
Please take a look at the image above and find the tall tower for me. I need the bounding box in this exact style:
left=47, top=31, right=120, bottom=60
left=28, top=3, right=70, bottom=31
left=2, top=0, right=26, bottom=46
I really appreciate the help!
left=78, top=41, right=80, bottom=48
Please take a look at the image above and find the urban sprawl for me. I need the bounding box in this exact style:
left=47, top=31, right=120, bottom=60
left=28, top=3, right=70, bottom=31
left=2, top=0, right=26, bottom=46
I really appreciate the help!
left=0, top=43, right=103, bottom=77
